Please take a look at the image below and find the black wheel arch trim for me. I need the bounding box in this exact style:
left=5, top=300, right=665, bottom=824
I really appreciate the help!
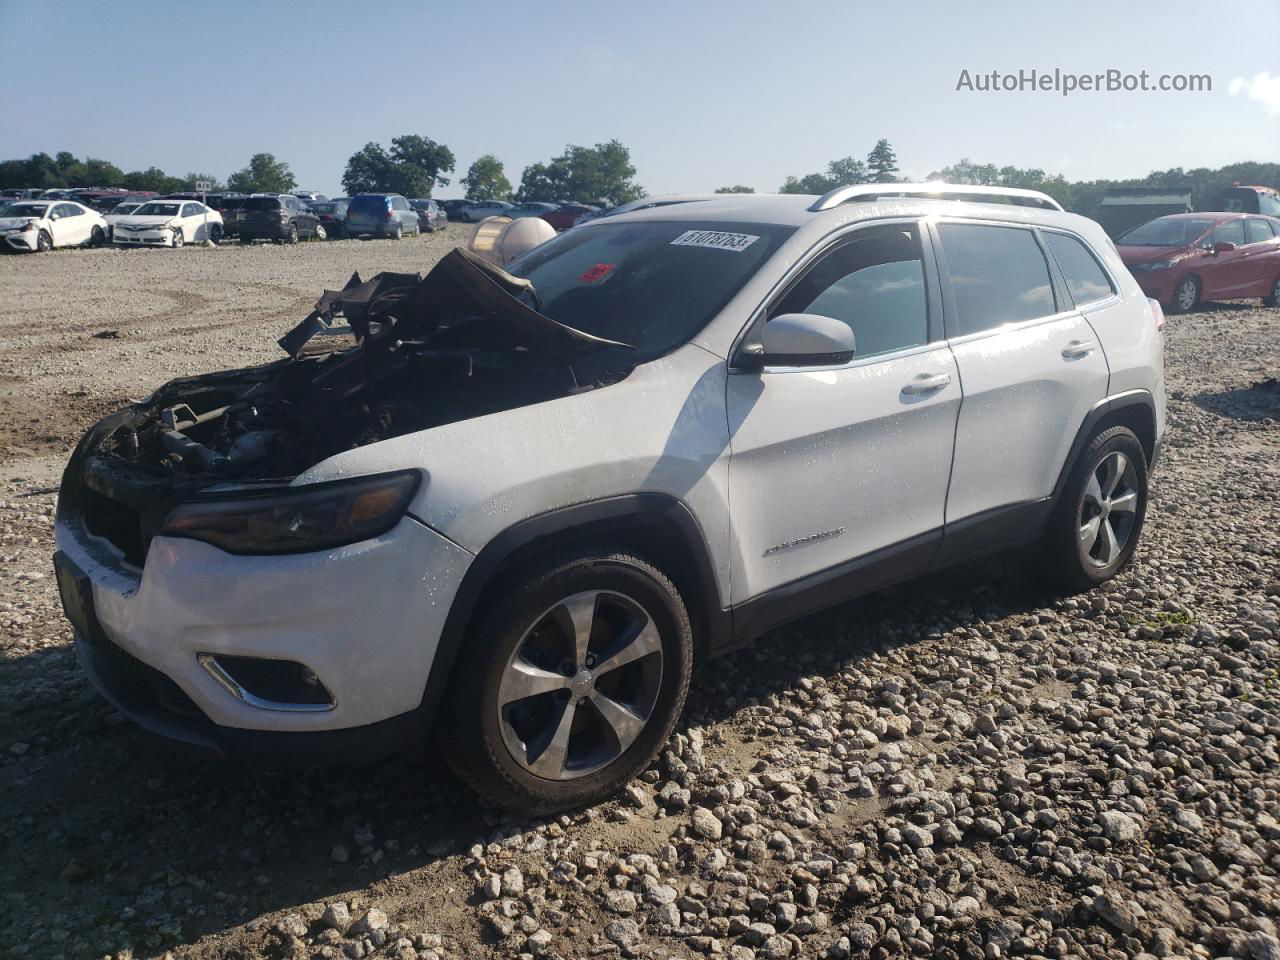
left=416, top=493, right=731, bottom=733
left=1052, top=389, right=1158, bottom=501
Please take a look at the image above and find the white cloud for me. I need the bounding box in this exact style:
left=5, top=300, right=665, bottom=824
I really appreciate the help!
left=1229, top=71, right=1280, bottom=116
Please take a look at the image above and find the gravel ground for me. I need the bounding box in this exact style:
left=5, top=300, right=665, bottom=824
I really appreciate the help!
left=0, top=235, right=1277, bottom=960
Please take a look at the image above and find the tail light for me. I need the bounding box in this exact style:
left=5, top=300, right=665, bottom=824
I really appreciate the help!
left=1148, top=297, right=1165, bottom=333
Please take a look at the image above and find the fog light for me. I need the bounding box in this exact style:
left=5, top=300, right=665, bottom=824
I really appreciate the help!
left=198, top=654, right=335, bottom=711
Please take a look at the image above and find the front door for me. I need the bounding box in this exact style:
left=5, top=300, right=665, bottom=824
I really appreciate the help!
left=726, top=221, right=959, bottom=606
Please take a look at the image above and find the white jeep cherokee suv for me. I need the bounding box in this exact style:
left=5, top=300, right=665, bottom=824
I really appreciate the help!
left=54, top=184, right=1165, bottom=812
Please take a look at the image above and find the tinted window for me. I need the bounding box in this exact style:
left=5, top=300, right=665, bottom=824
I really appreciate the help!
left=1044, top=232, right=1113, bottom=305
left=1245, top=218, right=1276, bottom=243
left=938, top=224, right=1056, bottom=335
left=181, top=203, right=202, bottom=217
left=1262, top=195, right=1280, bottom=217
left=509, top=220, right=794, bottom=363
left=1211, top=220, right=1245, bottom=246
left=771, top=224, right=928, bottom=358
left=242, top=197, right=282, bottom=211
left=349, top=196, right=388, bottom=214
left=1118, top=218, right=1215, bottom=247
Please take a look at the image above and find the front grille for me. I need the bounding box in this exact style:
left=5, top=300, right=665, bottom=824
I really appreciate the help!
left=80, top=486, right=148, bottom=566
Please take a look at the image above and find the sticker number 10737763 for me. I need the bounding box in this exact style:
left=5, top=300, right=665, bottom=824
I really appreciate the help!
left=669, top=230, right=760, bottom=252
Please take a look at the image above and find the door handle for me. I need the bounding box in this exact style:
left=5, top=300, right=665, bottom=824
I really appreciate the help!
left=1061, top=340, right=1096, bottom=360
left=901, top=373, right=952, bottom=395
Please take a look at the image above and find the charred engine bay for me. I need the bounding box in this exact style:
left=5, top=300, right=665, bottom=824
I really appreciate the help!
left=72, top=249, right=634, bottom=509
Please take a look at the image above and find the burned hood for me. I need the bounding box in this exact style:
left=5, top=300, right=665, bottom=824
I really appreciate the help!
left=280, top=247, right=632, bottom=359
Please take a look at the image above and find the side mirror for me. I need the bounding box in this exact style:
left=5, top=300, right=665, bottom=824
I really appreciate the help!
left=744, top=313, right=856, bottom=368
left=49, top=213, right=61, bottom=220
left=1211, top=241, right=1236, bottom=254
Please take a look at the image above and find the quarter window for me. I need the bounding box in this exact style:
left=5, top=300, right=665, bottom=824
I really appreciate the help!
left=1245, top=218, right=1276, bottom=244
left=937, top=223, right=1056, bottom=335
left=770, top=224, right=929, bottom=359
left=1044, top=232, right=1113, bottom=305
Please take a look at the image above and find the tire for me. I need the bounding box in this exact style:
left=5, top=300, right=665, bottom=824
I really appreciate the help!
left=36, top=230, right=52, bottom=253
left=171, top=228, right=184, bottom=248
left=89, top=226, right=105, bottom=247
left=1264, top=275, right=1280, bottom=308
left=1038, top=426, right=1149, bottom=592
left=314, top=224, right=327, bottom=241
left=209, top=224, right=223, bottom=244
left=391, top=223, right=403, bottom=241
left=285, top=223, right=299, bottom=245
left=439, top=549, right=693, bottom=814
left=1169, top=275, right=1199, bottom=314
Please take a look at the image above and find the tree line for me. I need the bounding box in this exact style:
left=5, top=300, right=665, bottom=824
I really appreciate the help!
left=3, top=140, right=1275, bottom=220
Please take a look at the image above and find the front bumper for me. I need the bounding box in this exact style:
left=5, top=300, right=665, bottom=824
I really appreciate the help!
left=54, top=508, right=474, bottom=748
left=3, top=231, right=37, bottom=250
left=114, top=228, right=176, bottom=246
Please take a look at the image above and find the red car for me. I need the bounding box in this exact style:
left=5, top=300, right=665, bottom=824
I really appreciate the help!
left=541, top=203, right=599, bottom=231
left=1117, top=213, right=1280, bottom=313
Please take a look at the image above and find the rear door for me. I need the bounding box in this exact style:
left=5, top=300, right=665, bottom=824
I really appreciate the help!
left=931, top=220, right=1109, bottom=540
left=726, top=220, right=959, bottom=604
left=1242, top=218, right=1280, bottom=296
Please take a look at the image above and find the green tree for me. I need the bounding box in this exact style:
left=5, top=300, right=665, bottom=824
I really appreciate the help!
left=516, top=140, right=643, bottom=205
left=778, top=155, right=869, bottom=194
left=184, top=172, right=225, bottom=191
left=123, top=167, right=186, bottom=193
left=341, top=136, right=454, bottom=197
left=865, top=139, right=899, bottom=183
left=226, top=153, right=297, bottom=194
left=462, top=154, right=513, bottom=200
left=927, top=158, right=1073, bottom=210
left=715, top=185, right=755, bottom=193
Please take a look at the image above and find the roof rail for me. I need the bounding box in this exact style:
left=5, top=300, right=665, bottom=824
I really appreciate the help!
left=808, top=182, right=1064, bottom=213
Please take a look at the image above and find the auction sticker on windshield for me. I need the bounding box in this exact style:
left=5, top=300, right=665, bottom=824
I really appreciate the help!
left=670, top=230, right=760, bottom=252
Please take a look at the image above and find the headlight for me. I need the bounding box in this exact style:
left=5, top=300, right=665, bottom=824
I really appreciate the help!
left=159, top=471, right=420, bottom=555
left=1131, top=259, right=1176, bottom=272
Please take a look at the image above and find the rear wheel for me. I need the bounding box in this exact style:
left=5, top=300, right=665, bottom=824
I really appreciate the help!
left=391, top=223, right=403, bottom=241
left=1264, top=275, right=1280, bottom=308
left=439, top=550, right=693, bottom=814
left=209, top=224, right=223, bottom=244
left=89, top=226, right=105, bottom=247
left=1039, top=426, right=1148, bottom=592
left=285, top=223, right=299, bottom=245
left=1169, top=275, right=1199, bottom=314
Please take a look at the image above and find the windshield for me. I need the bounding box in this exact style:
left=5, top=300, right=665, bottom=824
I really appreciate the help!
left=3, top=203, right=48, bottom=217
left=312, top=203, right=336, bottom=214
left=134, top=202, right=181, bottom=217
left=508, top=220, right=794, bottom=361
left=1118, top=218, right=1215, bottom=247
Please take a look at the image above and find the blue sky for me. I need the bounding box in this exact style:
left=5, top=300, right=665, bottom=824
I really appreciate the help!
left=1, top=0, right=1276, bottom=197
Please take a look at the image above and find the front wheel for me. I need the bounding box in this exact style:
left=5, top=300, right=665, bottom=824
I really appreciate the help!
left=171, top=229, right=184, bottom=248
left=1169, top=275, right=1199, bottom=314
left=314, top=224, right=327, bottom=241
left=36, top=230, right=52, bottom=252
left=1038, top=426, right=1148, bottom=592
left=439, top=550, right=693, bottom=814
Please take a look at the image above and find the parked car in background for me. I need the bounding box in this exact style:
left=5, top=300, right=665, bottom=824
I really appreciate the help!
left=293, top=191, right=328, bottom=203
left=1209, top=184, right=1280, bottom=216
left=203, top=194, right=246, bottom=237
left=505, top=201, right=559, bottom=219
left=460, top=199, right=513, bottom=222
left=1117, top=212, right=1280, bottom=312
left=309, top=199, right=348, bottom=239
left=1, top=188, right=45, bottom=200
left=104, top=200, right=146, bottom=239
left=344, top=193, right=420, bottom=239
left=1, top=199, right=108, bottom=251
left=112, top=200, right=223, bottom=247
left=237, top=195, right=322, bottom=244
left=542, top=203, right=599, bottom=231
left=410, top=198, right=447, bottom=232
left=439, top=199, right=476, bottom=222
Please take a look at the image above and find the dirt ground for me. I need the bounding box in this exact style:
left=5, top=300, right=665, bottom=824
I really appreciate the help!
left=0, top=234, right=1277, bottom=960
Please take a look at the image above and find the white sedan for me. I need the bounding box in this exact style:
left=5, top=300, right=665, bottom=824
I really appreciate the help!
left=0, top=200, right=108, bottom=252
left=103, top=200, right=145, bottom=240
left=112, top=200, right=223, bottom=247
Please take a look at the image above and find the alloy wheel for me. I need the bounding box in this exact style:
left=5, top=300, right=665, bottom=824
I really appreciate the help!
left=497, top=590, right=664, bottom=781
left=1078, top=451, right=1140, bottom=568
left=1176, top=278, right=1197, bottom=311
